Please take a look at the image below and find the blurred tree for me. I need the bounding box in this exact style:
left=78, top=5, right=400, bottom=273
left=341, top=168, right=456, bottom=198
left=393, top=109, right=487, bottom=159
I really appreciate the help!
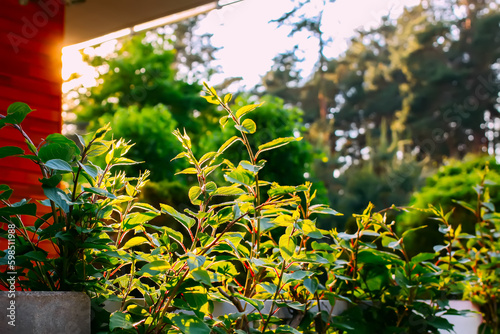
left=165, top=16, right=221, bottom=83
left=328, top=1, right=500, bottom=165
left=261, top=47, right=304, bottom=107
left=271, top=0, right=337, bottom=121
left=323, top=118, right=422, bottom=230
left=68, top=26, right=223, bottom=210
left=397, top=155, right=500, bottom=257
left=264, top=1, right=500, bottom=234
left=75, top=32, right=220, bottom=138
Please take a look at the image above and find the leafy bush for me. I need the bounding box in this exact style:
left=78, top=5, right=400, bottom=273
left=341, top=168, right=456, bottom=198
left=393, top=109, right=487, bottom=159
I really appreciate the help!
left=0, top=95, right=495, bottom=334
left=429, top=167, right=500, bottom=333
left=397, top=155, right=500, bottom=256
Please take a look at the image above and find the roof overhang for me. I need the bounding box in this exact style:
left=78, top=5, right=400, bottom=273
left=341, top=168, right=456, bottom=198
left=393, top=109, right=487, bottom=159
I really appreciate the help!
left=63, top=0, right=218, bottom=48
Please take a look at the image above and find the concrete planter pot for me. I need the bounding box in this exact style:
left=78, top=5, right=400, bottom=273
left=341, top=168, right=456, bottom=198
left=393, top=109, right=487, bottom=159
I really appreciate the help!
left=443, top=300, right=482, bottom=334
left=0, top=291, right=91, bottom=334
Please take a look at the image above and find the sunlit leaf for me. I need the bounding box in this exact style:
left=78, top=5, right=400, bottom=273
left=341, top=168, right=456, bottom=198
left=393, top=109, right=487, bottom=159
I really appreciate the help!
left=257, top=137, right=302, bottom=156
left=121, top=236, right=150, bottom=250
left=279, top=235, right=295, bottom=262
left=160, top=204, right=196, bottom=228
left=169, top=313, right=211, bottom=334
left=235, top=103, right=263, bottom=121
left=109, top=312, right=134, bottom=331
left=235, top=118, right=256, bottom=134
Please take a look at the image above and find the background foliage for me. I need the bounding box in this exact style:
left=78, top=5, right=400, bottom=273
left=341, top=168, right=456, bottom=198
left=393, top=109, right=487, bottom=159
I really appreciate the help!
left=65, top=0, right=500, bottom=259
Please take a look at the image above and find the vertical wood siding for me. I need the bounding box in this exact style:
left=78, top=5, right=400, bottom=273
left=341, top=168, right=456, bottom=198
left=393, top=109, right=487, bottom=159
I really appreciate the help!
left=0, top=0, right=64, bottom=202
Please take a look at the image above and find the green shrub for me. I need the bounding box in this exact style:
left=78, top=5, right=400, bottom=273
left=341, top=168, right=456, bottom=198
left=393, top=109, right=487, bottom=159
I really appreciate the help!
left=1, top=95, right=491, bottom=334
left=398, top=155, right=500, bottom=256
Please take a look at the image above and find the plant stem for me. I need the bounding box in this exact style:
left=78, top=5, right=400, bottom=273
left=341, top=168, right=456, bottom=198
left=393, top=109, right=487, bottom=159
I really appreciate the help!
left=261, top=261, right=286, bottom=333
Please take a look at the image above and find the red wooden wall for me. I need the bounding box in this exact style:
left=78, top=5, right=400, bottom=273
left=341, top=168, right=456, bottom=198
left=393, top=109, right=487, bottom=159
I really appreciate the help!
left=0, top=0, right=64, bottom=202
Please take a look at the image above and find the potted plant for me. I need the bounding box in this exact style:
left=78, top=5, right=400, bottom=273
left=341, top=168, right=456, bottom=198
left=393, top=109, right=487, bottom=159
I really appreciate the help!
left=0, top=102, right=159, bottom=333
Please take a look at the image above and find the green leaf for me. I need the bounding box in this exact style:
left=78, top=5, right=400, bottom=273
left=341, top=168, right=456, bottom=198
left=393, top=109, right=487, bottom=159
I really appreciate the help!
left=0, top=185, right=13, bottom=201
left=213, top=186, right=246, bottom=197
left=257, top=137, right=302, bottom=155
left=311, top=241, right=335, bottom=251
left=161, top=226, right=184, bottom=245
left=4, top=102, right=32, bottom=125
left=75, top=134, right=86, bottom=148
left=78, top=162, right=98, bottom=179
left=205, top=181, right=217, bottom=193
left=44, top=159, right=73, bottom=172
left=293, top=253, right=329, bottom=264
left=224, top=93, right=233, bottom=104
left=240, top=160, right=264, bottom=173
left=0, top=200, right=36, bottom=216
left=411, top=252, right=437, bottom=263
left=187, top=254, right=206, bottom=270
left=0, top=146, right=24, bottom=159
left=401, top=225, right=428, bottom=239
left=337, top=232, right=358, bottom=240
left=160, top=204, right=196, bottom=229
left=109, top=312, right=134, bottom=331
left=191, top=268, right=212, bottom=286
left=268, top=185, right=296, bottom=197
left=109, top=157, right=140, bottom=167
left=453, top=200, right=476, bottom=214
left=121, top=236, right=150, bottom=250
left=39, top=175, right=62, bottom=188
left=310, top=205, right=342, bottom=216
left=176, top=167, right=198, bottom=175
left=259, top=282, right=277, bottom=294
left=219, top=115, right=230, bottom=128
left=235, top=118, right=256, bottom=134
left=199, top=152, right=218, bottom=165
left=426, top=316, right=453, bottom=331
left=387, top=239, right=402, bottom=250
left=211, top=262, right=238, bottom=277
left=218, top=136, right=242, bottom=154
left=224, top=166, right=254, bottom=187
left=38, top=134, right=80, bottom=163
left=137, top=261, right=170, bottom=276
left=123, top=212, right=159, bottom=228
left=189, top=186, right=202, bottom=205
left=86, top=141, right=109, bottom=157
left=433, top=244, right=448, bottom=252
left=43, top=187, right=70, bottom=212
left=279, top=235, right=295, bottom=262
left=275, top=325, right=302, bottom=334
left=83, top=187, right=117, bottom=199
left=283, top=271, right=313, bottom=283
left=275, top=301, right=306, bottom=311
left=133, top=202, right=160, bottom=213
left=235, top=103, right=263, bottom=121
left=304, top=277, right=319, bottom=294
left=299, top=219, right=324, bottom=239
left=169, top=313, right=211, bottom=334
left=34, top=211, right=53, bottom=229
left=233, top=293, right=265, bottom=311
left=23, top=250, right=47, bottom=262
left=201, top=94, right=220, bottom=105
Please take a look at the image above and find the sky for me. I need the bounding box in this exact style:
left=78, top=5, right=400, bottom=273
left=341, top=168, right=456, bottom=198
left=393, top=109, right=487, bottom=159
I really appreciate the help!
left=62, top=0, right=421, bottom=91
left=197, top=0, right=420, bottom=88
